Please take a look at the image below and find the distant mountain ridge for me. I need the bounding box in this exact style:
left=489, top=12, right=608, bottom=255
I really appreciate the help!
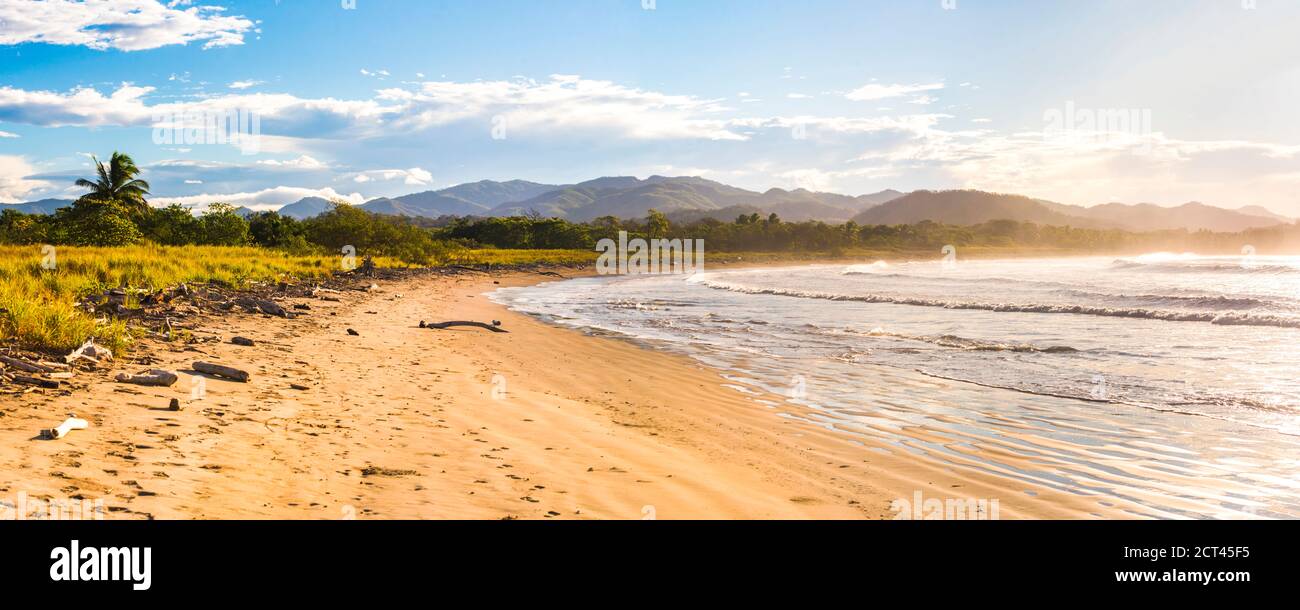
left=488, top=176, right=902, bottom=222
left=854, top=190, right=1291, bottom=233
left=4, top=180, right=1294, bottom=234
left=0, top=198, right=73, bottom=215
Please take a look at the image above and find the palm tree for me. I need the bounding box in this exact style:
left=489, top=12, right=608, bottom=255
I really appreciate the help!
left=75, top=152, right=151, bottom=215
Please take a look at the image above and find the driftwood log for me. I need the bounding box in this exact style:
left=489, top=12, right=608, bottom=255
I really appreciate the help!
left=12, top=375, right=60, bottom=389
left=45, top=416, right=88, bottom=440
left=0, top=354, right=54, bottom=374
left=193, top=361, right=250, bottom=382
left=114, top=369, right=179, bottom=387
left=421, top=321, right=508, bottom=333
left=65, top=339, right=112, bottom=364
left=231, top=336, right=256, bottom=347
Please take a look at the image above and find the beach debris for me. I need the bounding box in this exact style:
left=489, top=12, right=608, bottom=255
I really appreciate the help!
left=114, top=369, right=179, bottom=387
left=12, top=375, right=60, bottom=389
left=235, top=297, right=288, bottom=318
left=168, top=398, right=182, bottom=411
left=360, top=466, right=418, bottom=477
left=231, top=336, right=256, bottom=347
left=65, top=339, right=112, bottom=364
left=289, top=383, right=310, bottom=391
left=310, top=286, right=341, bottom=298
left=347, top=328, right=360, bottom=336
left=0, top=354, right=56, bottom=374
left=44, top=415, right=88, bottom=440
left=293, top=303, right=311, bottom=310
left=423, top=320, right=509, bottom=333
left=193, top=361, right=251, bottom=383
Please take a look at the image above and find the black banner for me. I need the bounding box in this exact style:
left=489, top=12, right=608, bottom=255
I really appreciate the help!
left=0, top=520, right=1285, bottom=598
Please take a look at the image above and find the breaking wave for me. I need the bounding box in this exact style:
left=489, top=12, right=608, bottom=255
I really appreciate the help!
left=696, top=278, right=1300, bottom=329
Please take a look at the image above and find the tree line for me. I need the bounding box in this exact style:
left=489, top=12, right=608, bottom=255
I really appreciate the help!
left=3, top=152, right=1297, bottom=261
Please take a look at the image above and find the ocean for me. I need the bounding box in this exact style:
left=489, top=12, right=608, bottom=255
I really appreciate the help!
left=490, top=254, right=1300, bottom=518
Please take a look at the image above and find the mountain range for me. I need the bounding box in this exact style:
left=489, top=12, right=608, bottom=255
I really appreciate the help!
left=852, top=190, right=1290, bottom=233
left=2, top=177, right=1293, bottom=233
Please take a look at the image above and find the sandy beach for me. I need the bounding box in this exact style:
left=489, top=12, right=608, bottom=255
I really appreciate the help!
left=1, top=270, right=1138, bottom=520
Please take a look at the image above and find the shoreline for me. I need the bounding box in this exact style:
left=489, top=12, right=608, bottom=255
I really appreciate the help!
left=1, top=268, right=1139, bottom=519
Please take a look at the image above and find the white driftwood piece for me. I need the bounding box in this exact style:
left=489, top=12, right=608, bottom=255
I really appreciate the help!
left=46, top=416, right=89, bottom=440
left=114, top=369, right=179, bottom=387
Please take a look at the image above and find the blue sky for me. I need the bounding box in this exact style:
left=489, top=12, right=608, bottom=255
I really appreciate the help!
left=2, top=0, right=1299, bottom=214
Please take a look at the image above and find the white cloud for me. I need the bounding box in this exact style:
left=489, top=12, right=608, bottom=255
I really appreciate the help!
left=152, top=186, right=364, bottom=211
left=0, top=75, right=745, bottom=144
left=256, top=155, right=327, bottom=170
left=378, top=74, right=745, bottom=140
left=351, top=167, right=433, bottom=186
left=228, top=80, right=264, bottom=90
left=786, top=93, right=813, bottom=99
left=0, top=130, right=18, bottom=138
left=845, top=82, right=944, bottom=102
left=0, top=0, right=255, bottom=51
left=0, top=155, right=50, bottom=202
left=0, top=83, right=396, bottom=151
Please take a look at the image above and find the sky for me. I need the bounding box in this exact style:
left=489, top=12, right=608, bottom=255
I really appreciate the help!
left=1, top=0, right=1298, bottom=214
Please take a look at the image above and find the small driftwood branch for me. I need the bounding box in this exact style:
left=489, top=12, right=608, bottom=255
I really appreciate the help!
left=193, top=361, right=250, bottom=382
left=114, top=369, right=179, bottom=387
left=421, top=320, right=508, bottom=333
left=231, top=336, right=255, bottom=347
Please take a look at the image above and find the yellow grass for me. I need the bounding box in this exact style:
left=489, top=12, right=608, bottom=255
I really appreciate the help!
left=0, top=244, right=392, bottom=355
left=0, top=244, right=598, bottom=355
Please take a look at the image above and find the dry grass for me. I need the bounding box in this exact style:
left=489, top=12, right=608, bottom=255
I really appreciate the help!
left=0, top=244, right=598, bottom=355
left=0, top=244, right=388, bottom=355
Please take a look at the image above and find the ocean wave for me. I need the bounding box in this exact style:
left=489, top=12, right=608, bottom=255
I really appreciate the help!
left=696, top=279, right=1300, bottom=329
left=1056, top=289, right=1283, bottom=311
left=1110, top=258, right=1300, bottom=274
left=859, top=329, right=1080, bottom=353
left=911, top=370, right=1299, bottom=427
